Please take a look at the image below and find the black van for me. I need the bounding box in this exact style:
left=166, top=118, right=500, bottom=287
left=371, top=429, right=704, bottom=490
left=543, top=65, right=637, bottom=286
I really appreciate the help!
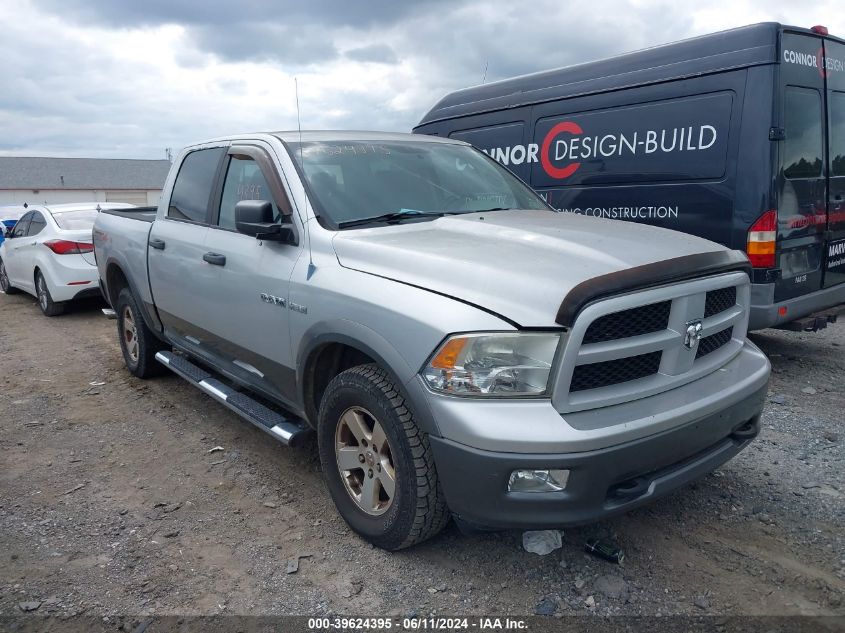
left=414, top=23, right=845, bottom=331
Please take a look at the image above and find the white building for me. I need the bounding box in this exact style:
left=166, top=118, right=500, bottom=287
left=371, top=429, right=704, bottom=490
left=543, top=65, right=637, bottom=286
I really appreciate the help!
left=0, top=157, right=171, bottom=206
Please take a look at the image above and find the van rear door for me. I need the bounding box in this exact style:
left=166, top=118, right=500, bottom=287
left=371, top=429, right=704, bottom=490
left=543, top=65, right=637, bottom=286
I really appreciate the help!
left=776, top=32, right=828, bottom=302
left=823, top=38, right=845, bottom=288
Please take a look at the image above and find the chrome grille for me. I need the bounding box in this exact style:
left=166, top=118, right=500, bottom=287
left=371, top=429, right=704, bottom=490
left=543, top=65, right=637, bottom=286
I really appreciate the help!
left=582, top=301, right=671, bottom=344
left=553, top=271, right=750, bottom=414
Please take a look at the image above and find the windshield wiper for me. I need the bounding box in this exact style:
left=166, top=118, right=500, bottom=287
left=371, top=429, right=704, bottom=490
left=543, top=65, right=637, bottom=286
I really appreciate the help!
left=337, top=210, right=447, bottom=229
left=471, top=207, right=513, bottom=213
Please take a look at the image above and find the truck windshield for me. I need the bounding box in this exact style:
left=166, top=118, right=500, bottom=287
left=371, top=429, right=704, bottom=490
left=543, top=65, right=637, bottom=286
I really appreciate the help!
left=287, top=140, right=550, bottom=228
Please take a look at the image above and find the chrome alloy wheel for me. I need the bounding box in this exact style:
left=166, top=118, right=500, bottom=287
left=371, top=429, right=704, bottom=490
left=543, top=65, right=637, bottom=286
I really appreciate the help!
left=335, top=406, right=396, bottom=515
left=36, top=274, right=48, bottom=310
left=122, top=306, right=139, bottom=363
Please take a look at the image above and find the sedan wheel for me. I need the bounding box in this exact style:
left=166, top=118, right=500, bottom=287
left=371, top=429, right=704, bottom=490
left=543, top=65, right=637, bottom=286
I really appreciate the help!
left=37, top=275, right=48, bottom=310
left=0, top=260, right=17, bottom=294
left=35, top=271, right=65, bottom=316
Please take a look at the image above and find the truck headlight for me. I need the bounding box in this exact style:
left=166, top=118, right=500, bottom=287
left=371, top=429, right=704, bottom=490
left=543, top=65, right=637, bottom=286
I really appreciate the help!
left=422, top=333, right=560, bottom=397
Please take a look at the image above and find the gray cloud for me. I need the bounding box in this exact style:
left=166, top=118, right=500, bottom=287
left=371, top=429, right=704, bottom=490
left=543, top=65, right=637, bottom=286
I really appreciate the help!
left=345, top=44, right=398, bottom=65
left=3, top=0, right=843, bottom=158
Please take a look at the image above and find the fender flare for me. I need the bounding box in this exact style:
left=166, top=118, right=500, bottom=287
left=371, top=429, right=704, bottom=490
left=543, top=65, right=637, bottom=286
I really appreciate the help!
left=103, top=257, right=164, bottom=335
left=296, top=319, right=442, bottom=437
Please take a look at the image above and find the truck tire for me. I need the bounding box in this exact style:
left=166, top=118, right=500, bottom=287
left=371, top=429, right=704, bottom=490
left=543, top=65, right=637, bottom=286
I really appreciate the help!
left=0, top=258, right=19, bottom=294
left=116, top=287, right=166, bottom=378
left=318, top=363, right=450, bottom=550
left=36, top=270, right=66, bottom=316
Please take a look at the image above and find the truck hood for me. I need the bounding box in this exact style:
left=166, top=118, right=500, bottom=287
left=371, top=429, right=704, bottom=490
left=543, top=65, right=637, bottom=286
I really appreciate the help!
left=332, top=210, right=728, bottom=327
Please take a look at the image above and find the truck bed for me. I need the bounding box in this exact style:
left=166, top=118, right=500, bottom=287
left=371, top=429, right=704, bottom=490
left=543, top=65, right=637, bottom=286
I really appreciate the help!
left=92, top=205, right=157, bottom=310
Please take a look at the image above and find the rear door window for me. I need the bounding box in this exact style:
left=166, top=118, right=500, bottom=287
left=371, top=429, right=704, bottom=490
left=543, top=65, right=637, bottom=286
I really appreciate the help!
left=783, top=87, right=824, bottom=179
left=168, top=148, right=226, bottom=223
left=26, top=211, right=47, bottom=236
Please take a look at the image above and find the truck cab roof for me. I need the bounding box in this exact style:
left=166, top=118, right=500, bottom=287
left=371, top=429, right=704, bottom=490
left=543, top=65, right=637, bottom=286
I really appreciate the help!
left=188, top=130, right=468, bottom=149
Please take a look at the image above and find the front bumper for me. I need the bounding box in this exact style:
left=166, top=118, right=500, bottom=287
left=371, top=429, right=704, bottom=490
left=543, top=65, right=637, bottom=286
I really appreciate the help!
left=749, top=281, right=845, bottom=330
left=430, top=379, right=766, bottom=530
left=421, top=339, right=770, bottom=530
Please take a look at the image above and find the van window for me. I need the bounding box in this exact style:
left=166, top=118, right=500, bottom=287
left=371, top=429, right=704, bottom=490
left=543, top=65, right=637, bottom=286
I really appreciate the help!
left=531, top=92, right=733, bottom=187
left=218, top=156, right=282, bottom=230
left=831, top=91, right=845, bottom=177
left=783, top=87, right=823, bottom=179
left=168, top=148, right=225, bottom=223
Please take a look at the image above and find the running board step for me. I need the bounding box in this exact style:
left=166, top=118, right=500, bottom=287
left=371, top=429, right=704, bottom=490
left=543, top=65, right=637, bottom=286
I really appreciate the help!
left=155, top=351, right=312, bottom=447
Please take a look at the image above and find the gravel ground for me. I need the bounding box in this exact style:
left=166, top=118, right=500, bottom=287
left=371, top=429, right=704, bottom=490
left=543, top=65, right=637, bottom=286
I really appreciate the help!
left=0, top=290, right=843, bottom=619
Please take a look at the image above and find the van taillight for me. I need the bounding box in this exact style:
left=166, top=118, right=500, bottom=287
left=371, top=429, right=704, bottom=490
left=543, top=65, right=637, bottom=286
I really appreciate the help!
left=747, top=210, right=777, bottom=268
left=44, top=240, right=94, bottom=255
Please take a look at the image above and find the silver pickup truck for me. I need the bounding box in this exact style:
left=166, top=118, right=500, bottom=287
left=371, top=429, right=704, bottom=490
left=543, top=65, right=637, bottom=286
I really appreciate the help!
left=93, top=131, right=770, bottom=550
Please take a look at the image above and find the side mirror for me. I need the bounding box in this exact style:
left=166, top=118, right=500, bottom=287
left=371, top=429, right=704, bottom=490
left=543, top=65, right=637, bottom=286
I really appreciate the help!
left=235, top=200, right=296, bottom=244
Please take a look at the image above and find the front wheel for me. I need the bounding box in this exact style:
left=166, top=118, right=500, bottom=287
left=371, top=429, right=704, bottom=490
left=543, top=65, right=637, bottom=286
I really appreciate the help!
left=115, top=287, right=166, bottom=378
left=318, top=364, right=450, bottom=550
left=36, top=271, right=65, bottom=316
left=0, top=258, right=19, bottom=294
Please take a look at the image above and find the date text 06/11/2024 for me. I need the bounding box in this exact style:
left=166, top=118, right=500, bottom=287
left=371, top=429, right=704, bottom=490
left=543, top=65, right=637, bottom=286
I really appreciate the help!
left=307, top=617, right=528, bottom=630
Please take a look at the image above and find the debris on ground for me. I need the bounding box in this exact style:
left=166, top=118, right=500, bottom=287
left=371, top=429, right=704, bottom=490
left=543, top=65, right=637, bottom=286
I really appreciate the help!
left=594, top=574, right=630, bottom=600
left=522, top=530, right=563, bottom=555
left=585, top=538, right=624, bottom=564
left=285, top=553, right=312, bottom=574
left=534, top=597, right=556, bottom=615
left=62, top=483, right=86, bottom=496
left=18, top=601, right=41, bottom=612
left=207, top=446, right=224, bottom=453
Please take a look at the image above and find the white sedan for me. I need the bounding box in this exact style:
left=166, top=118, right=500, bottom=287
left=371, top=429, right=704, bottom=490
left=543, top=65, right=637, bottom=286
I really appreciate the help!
left=0, top=202, right=134, bottom=316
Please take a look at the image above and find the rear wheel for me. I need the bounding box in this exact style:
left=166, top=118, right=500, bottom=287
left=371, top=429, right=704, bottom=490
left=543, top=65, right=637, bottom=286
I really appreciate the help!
left=318, top=364, right=450, bottom=550
left=0, top=258, right=18, bottom=294
left=116, top=287, right=165, bottom=378
left=36, top=271, right=65, bottom=316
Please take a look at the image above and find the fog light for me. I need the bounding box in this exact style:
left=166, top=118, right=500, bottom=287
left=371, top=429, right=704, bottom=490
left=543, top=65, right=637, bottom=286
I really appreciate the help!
left=507, top=469, right=570, bottom=492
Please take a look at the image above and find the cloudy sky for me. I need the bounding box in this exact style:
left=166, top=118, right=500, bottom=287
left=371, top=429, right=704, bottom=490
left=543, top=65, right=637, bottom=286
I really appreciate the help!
left=0, top=0, right=841, bottom=159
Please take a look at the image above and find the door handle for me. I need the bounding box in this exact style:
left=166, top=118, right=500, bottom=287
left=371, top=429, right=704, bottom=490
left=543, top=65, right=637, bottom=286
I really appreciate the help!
left=149, top=238, right=166, bottom=250
left=203, top=252, right=226, bottom=266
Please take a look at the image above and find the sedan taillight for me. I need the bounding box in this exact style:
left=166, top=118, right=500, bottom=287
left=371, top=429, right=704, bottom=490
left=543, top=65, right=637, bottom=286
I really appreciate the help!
left=43, top=240, right=94, bottom=255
